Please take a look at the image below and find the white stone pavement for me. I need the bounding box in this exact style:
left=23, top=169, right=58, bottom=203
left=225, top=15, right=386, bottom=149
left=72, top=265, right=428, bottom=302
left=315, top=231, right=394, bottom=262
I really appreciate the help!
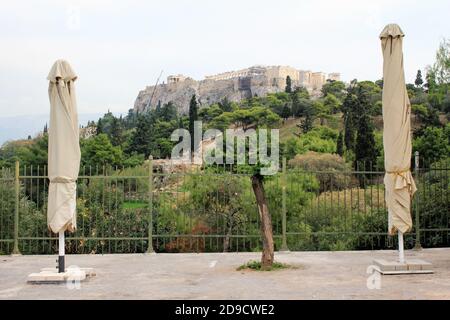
left=1, top=248, right=450, bottom=299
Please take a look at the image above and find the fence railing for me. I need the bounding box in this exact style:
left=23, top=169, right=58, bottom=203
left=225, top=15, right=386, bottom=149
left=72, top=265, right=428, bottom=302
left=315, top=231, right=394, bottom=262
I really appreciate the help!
left=0, top=155, right=448, bottom=254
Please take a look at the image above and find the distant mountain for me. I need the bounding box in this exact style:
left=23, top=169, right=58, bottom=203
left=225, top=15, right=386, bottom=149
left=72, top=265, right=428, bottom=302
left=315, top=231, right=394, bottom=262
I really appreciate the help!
left=0, top=113, right=122, bottom=146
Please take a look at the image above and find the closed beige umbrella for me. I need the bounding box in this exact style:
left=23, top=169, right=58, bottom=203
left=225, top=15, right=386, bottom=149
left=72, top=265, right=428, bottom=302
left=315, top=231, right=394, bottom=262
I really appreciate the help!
left=47, top=59, right=80, bottom=272
left=380, top=24, right=417, bottom=261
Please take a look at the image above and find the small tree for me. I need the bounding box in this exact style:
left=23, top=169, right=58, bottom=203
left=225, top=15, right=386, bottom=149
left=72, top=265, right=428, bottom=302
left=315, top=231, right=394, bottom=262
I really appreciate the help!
left=251, top=169, right=274, bottom=268
left=281, top=103, right=291, bottom=120
left=212, top=113, right=280, bottom=269
left=301, top=102, right=315, bottom=133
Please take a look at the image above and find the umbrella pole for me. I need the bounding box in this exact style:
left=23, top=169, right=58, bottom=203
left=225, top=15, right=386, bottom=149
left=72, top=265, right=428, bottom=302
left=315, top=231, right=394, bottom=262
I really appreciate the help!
left=58, top=231, right=65, bottom=273
left=398, top=231, right=405, bottom=264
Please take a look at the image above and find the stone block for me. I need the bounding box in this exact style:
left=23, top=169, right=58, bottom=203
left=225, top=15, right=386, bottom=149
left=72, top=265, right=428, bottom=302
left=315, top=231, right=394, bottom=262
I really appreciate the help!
left=28, top=272, right=66, bottom=283
left=406, top=259, right=433, bottom=271
left=372, top=259, right=433, bottom=275
left=373, top=259, right=396, bottom=271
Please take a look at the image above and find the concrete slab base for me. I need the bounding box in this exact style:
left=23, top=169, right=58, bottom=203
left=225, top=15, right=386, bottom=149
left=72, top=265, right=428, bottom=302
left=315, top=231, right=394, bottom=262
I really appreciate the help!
left=27, top=267, right=94, bottom=284
left=3, top=249, right=449, bottom=299
left=373, top=259, right=433, bottom=275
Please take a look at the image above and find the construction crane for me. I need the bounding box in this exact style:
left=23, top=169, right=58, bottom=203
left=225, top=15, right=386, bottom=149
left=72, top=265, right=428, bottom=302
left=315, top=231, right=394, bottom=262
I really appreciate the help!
left=146, top=70, right=163, bottom=110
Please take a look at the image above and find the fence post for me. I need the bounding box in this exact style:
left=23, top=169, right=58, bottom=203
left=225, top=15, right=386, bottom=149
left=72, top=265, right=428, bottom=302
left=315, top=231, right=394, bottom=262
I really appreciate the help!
left=146, top=155, right=155, bottom=254
left=413, top=151, right=422, bottom=250
left=12, top=160, right=21, bottom=255
left=280, top=157, right=289, bottom=252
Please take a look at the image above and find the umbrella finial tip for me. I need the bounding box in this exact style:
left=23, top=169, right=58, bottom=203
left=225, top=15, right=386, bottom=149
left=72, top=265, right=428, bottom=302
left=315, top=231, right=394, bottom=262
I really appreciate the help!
left=380, top=23, right=404, bottom=39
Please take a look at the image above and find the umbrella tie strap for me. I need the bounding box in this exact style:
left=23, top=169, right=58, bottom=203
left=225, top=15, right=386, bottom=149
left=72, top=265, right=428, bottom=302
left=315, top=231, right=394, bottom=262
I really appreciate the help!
left=385, top=170, right=417, bottom=194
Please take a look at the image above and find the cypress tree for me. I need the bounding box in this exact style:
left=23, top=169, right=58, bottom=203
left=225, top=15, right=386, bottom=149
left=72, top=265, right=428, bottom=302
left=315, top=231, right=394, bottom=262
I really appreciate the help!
left=188, top=94, right=198, bottom=157
left=155, top=100, right=162, bottom=114
left=96, top=118, right=103, bottom=135
left=354, top=87, right=377, bottom=170
left=342, top=92, right=357, bottom=151
left=285, top=76, right=292, bottom=93
left=110, top=116, right=124, bottom=146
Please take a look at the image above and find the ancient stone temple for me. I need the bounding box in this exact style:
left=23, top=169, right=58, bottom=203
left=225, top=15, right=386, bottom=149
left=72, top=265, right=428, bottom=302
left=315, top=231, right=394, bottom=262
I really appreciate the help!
left=134, top=65, right=340, bottom=114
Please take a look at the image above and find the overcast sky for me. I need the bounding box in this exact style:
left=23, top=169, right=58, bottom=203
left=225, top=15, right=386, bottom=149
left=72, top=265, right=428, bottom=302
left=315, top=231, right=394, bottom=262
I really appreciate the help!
left=0, top=0, right=448, bottom=117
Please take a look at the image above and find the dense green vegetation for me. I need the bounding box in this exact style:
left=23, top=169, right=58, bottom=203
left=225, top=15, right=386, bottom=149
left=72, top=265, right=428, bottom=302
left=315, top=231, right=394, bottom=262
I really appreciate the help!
left=0, top=39, right=448, bottom=255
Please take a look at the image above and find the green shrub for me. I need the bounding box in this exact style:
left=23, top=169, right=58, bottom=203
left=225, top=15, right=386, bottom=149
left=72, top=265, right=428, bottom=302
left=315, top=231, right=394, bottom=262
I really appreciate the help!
left=288, top=151, right=350, bottom=191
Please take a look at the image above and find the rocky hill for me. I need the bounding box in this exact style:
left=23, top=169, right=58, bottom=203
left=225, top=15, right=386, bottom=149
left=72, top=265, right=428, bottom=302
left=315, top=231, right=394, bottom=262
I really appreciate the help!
left=134, top=65, right=339, bottom=114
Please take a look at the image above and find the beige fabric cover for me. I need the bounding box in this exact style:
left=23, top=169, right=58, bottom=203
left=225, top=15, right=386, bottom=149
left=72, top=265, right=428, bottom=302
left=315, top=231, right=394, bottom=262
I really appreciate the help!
left=380, top=24, right=417, bottom=235
left=47, top=60, right=80, bottom=233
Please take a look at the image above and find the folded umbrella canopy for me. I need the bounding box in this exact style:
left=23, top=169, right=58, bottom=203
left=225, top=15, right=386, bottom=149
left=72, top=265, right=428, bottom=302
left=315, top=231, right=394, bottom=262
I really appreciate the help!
left=47, top=60, right=80, bottom=234
left=380, top=24, right=417, bottom=236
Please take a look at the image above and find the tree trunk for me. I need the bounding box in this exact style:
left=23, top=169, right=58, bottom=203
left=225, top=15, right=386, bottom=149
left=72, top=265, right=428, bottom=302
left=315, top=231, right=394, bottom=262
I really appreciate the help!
left=251, top=175, right=274, bottom=269
left=223, top=223, right=232, bottom=253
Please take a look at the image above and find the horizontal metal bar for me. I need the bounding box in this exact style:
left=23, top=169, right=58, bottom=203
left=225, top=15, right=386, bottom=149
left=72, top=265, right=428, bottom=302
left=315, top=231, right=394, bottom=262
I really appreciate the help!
left=22, top=168, right=445, bottom=179
left=286, top=231, right=391, bottom=235
left=18, top=235, right=276, bottom=240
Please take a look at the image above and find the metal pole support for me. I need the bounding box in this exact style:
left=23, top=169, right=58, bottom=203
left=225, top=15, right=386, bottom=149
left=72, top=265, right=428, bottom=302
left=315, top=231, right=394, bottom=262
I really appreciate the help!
left=12, top=160, right=21, bottom=255
left=413, top=151, right=422, bottom=250
left=58, top=231, right=65, bottom=273
left=147, top=155, right=155, bottom=254
left=280, top=157, right=289, bottom=252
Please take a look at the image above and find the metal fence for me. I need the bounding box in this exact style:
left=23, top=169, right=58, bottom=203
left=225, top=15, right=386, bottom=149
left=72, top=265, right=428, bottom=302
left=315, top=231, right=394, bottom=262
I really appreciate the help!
left=0, top=155, right=448, bottom=255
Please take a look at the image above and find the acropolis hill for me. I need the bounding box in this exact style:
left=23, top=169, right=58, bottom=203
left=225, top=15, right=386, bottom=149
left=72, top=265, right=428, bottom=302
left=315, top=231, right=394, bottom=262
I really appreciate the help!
left=134, top=65, right=340, bottom=114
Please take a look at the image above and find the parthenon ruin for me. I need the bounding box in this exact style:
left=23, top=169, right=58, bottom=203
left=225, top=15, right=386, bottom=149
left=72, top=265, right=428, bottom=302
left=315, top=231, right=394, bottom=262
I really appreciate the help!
left=204, top=65, right=339, bottom=90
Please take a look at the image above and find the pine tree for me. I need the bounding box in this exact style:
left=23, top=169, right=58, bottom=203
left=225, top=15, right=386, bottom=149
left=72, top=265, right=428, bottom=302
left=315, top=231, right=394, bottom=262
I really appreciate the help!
left=129, top=114, right=152, bottom=157
left=188, top=94, right=198, bottom=157
left=125, top=109, right=137, bottom=129
left=336, top=131, right=344, bottom=156
left=285, top=76, right=292, bottom=93
left=415, top=70, right=423, bottom=87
